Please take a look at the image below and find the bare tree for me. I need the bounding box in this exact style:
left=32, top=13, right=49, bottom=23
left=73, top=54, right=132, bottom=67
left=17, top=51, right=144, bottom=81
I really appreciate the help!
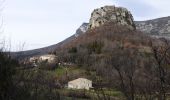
left=149, top=39, right=170, bottom=100
left=108, top=48, right=138, bottom=100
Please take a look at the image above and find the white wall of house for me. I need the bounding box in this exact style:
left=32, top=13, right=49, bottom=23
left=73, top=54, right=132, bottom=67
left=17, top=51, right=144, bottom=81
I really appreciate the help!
left=29, top=54, right=56, bottom=67
left=29, top=57, right=36, bottom=62
left=68, top=78, right=92, bottom=90
left=39, top=55, right=56, bottom=63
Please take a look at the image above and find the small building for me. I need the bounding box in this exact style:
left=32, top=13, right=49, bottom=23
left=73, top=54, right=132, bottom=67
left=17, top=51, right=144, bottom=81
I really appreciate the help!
left=68, top=78, right=92, bottom=90
left=39, top=54, right=56, bottom=63
left=28, top=54, right=57, bottom=67
left=29, top=57, right=38, bottom=63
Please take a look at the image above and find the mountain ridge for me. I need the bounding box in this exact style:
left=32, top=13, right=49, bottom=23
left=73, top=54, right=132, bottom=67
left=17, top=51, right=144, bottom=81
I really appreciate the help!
left=12, top=16, right=170, bottom=59
left=11, top=5, right=170, bottom=59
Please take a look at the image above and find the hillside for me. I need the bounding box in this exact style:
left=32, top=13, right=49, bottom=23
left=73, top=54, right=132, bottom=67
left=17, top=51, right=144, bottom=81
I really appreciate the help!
left=10, top=5, right=170, bottom=100
left=53, top=20, right=170, bottom=99
left=55, top=22, right=151, bottom=54
left=11, top=23, right=89, bottom=59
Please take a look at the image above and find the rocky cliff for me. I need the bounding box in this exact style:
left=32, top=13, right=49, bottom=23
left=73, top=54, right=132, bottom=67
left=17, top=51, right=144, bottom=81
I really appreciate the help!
left=75, top=23, right=88, bottom=37
left=77, top=17, right=170, bottom=38
left=135, top=16, right=170, bottom=37
left=88, top=5, right=136, bottom=30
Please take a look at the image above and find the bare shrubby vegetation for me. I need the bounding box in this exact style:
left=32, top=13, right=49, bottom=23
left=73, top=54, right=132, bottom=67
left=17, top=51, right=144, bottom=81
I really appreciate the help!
left=55, top=22, right=170, bottom=100
left=0, top=51, right=61, bottom=100
left=0, top=51, right=18, bottom=100
left=1, top=20, right=170, bottom=99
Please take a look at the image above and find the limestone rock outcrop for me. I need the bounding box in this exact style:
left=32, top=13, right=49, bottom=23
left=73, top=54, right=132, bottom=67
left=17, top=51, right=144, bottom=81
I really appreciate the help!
left=135, top=16, right=170, bottom=37
left=75, top=23, right=88, bottom=37
left=88, top=5, right=136, bottom=30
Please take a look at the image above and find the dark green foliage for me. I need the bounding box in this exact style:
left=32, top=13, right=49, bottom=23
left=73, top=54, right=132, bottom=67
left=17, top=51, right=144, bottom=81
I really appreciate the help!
left=38, top=60, right=58, bottom=70
left=15, top=69, right=60, bottom=100
left=68, top=47, right=77, bottom=53
left=0, top=52, right=19, bottom=100
left=0, top=51, right=61, bottom=100
left=87, top=41, right=103, bottom=54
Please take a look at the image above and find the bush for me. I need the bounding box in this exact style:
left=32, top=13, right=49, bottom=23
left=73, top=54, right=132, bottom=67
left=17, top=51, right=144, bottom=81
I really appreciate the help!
left=0, top=52, right=19, bottom=100
left=68, top=47, right=77, bottom=53
left=87, top=41, right=103, bottom=54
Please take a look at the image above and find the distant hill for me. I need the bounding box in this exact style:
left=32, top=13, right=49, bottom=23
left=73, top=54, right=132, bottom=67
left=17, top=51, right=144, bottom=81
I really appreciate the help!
left=11, top=23, right=89, bottom=59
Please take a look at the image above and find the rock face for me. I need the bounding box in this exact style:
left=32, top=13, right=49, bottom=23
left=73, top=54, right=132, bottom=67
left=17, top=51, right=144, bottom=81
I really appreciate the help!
left=75, top=23, right=88, bottom=37
left=78, top=16, right=170, bottom=39
left=135, top=16, right=170, bottom=37
left=88, top=5, right=136, bottom=30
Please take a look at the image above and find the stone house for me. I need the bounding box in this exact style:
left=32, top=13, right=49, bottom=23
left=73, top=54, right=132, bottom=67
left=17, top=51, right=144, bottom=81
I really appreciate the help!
left=68, top=78, right=92, bottom=90
left=29, top=57, right=38, bottom=63
left=28, top=54, right=57, bottom=67
left=39, top=54, right=56, bottom=63
left=29, top=54, right=56, bottom=63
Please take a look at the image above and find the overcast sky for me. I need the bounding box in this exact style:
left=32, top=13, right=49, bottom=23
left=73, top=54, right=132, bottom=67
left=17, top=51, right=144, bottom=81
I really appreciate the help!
left=1, top=0, right=170, bottom=51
